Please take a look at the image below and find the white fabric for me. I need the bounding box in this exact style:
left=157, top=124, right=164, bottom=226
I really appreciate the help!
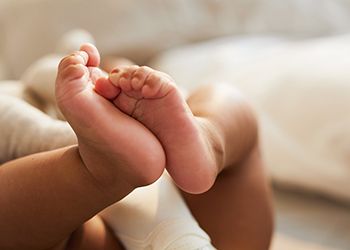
left=0, top=28, right=96, bottom=163
left=0, top=93, right=76, bottom=164
left=99, top=172, right=215, bottom=250
left=166, top=236, right=216, bottom=250
left=149, top=34, right=350, bottom=202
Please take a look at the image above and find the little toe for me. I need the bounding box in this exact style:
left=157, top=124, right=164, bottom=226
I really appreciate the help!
left=142, top=71, right=174, bottom=98
left=130, top=77, right=142, bottom=91
left=119, top=77, right=133, bottom=92
left=131, top=66, right=154, bottom=91
left=89, top=67, right=104, bottom=83
left=57, top=58, right=88, bottom=86
left=109, top=66, right=139, bottom=91
left=58, top=51, right=88, bottom=74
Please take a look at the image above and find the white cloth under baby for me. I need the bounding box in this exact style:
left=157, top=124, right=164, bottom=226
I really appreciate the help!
left=0, top=93, right=77, bottom=163
left=99, top=172, right=216, bottom=250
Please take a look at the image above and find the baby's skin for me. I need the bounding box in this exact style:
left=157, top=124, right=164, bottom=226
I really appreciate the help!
left=55, top=43, right=218, bottom=194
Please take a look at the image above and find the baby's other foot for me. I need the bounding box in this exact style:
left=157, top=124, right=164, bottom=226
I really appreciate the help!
left=95, top=66, right=218, bottom=194
left=55, top=44, right=165, bottom=196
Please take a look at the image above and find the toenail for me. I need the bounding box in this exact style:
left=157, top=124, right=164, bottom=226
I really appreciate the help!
left=109, top=73, right=119, bottom=84
left=131, top=77, right=139, bottom=85
left=77, top=51, right=88, bottom=62
left=119, top=77, right=127, bottom=85
left=111, top=68, right=121, bottom=74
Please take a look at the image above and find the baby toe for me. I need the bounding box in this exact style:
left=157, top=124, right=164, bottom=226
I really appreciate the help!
left=131, top=66, right=154, bottom=91
left=109, top=66, right=139, bottom=92
left=142, top=71, right=174, bottom=98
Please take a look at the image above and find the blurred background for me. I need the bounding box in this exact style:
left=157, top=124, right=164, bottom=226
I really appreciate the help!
left=0, top=0, right=350, bottom=249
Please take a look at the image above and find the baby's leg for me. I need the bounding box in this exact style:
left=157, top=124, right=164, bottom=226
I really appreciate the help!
left=65, top=215, right=124, bottom=250
left=181, top=85, right=274, bottom=249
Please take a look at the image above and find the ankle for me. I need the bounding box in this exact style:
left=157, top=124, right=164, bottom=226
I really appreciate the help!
left=196, top=117, right=225, bottom=176
left=77, top=143, right=165, bottom=199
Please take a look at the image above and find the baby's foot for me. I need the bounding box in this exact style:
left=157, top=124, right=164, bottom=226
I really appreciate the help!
left=55, top=44, right=165, bottom=196
left=95, top=65, right=217, bottom=194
